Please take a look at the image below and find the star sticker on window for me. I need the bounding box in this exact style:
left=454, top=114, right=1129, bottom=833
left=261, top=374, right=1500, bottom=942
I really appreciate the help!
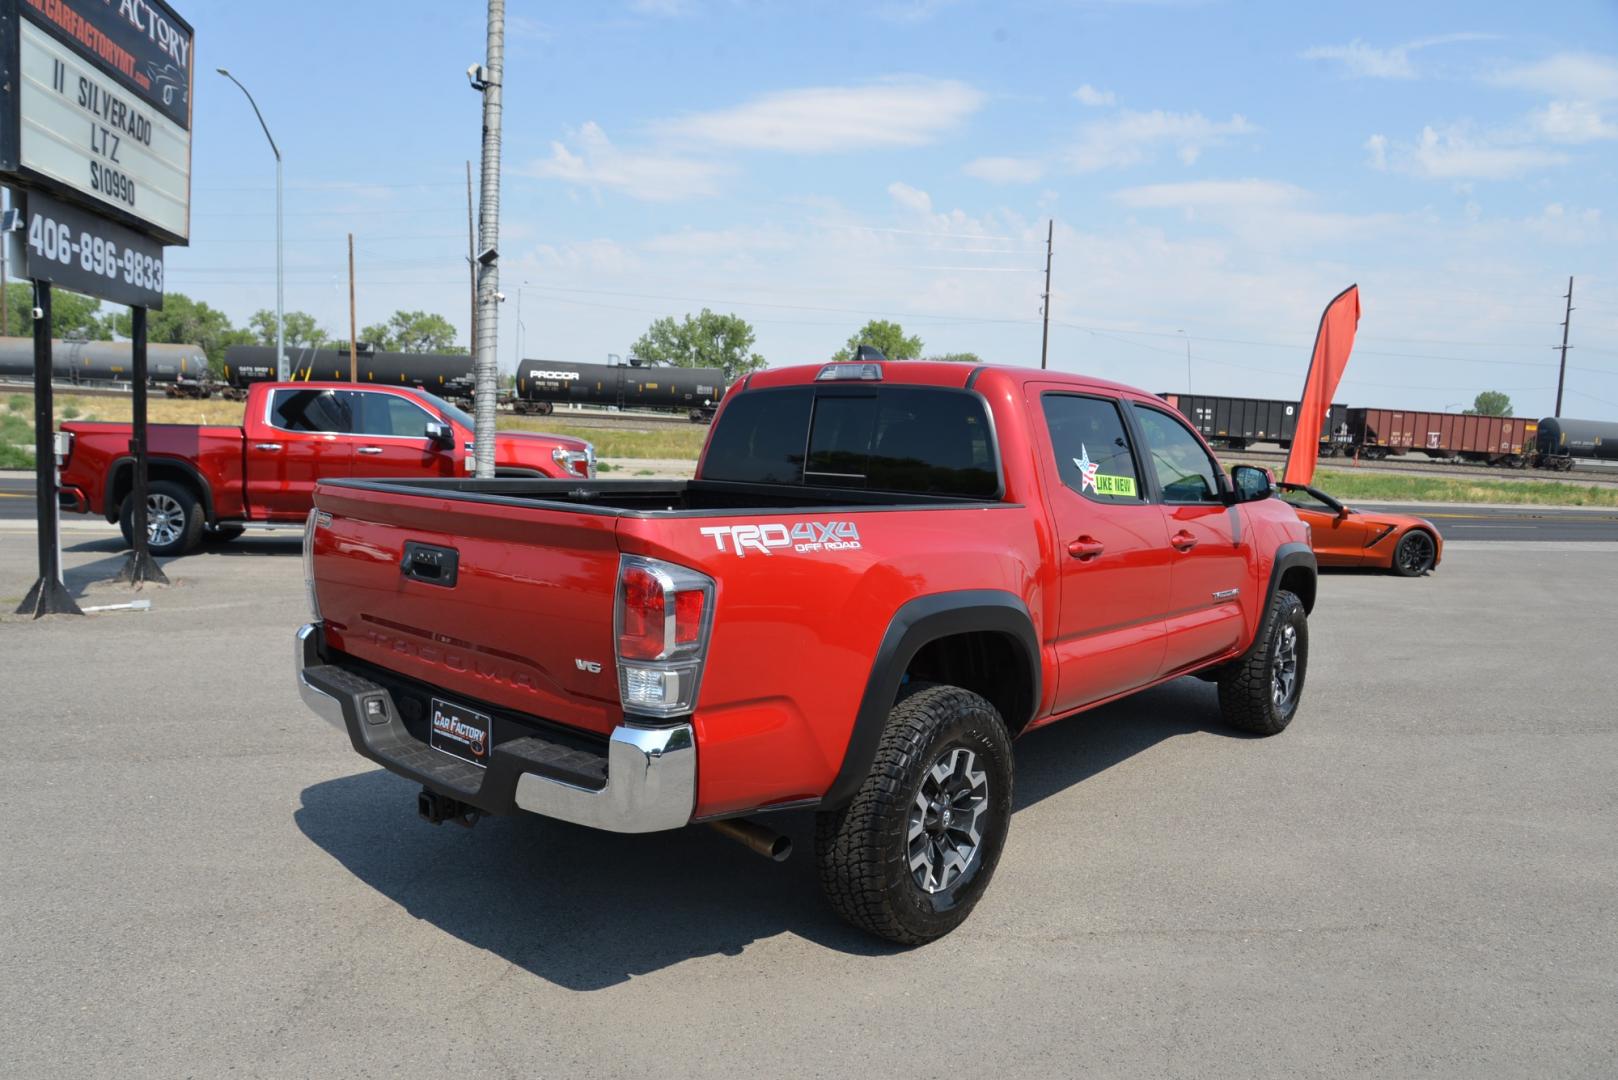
left=1074, top=444, right=1099, bottom=493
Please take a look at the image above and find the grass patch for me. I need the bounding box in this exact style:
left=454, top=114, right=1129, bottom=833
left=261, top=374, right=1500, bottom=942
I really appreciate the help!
left=1315, top=468, right=1618, bottom=508
left=0, top=411, right=31, bottom=444
left=0, top=442, right=31, bottom=467
left=502, top=418, right=707, bottom=460
left=6, top=394, right=27, bottom=412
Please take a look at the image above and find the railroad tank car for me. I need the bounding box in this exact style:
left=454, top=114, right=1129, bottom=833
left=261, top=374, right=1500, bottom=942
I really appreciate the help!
left=1347, top=408, right=1538, bottom=465
left=516, top=359, right=726, bottom=420
left=0, top=336, right=209, bottom=384
left=1157, top=393, right=1348, bottom=452
left=222, top=346, right=475, bottom=397
left=1535, top=417, right=1618, bottom=465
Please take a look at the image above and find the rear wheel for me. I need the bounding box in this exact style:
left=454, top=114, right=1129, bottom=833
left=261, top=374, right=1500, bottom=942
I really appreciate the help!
left=815, top=684, right=1014, bottom=945
left=1216, top=590, right=1308, bottom=736
left=119, top=480, right=204, bottom=557
left=1392, top=529, right=1436, bottom=577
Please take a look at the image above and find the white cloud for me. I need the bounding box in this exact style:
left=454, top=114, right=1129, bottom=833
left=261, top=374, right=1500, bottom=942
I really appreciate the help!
left=1300, top=33, right=1496, bottom=79
left=1068, top=109, right=1257, bottom=172
left=887, top=181, right=933, bottom=214
left=1407, top=125, right=1569, bottom=179
left=963, top=156, right=1046, bottom=184
left=1531, top=100, right=1618, bottom=143
left=1364, top=133, right=1389, bottom=170
left=657, top=78, right=984, bottom=153
left=1112, top=179, right=1305, bottom=209
left=527, top=122, right=725, bottom=201
left=1074, top=84, right=1115, bottom=107
left=1490, top=53, right=1618, bottom=101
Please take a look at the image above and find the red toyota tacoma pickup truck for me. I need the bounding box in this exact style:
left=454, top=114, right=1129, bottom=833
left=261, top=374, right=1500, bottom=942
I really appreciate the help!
left=56, top=381, right=594, bottom=556
left=295, top=361, right=1316, bottom=943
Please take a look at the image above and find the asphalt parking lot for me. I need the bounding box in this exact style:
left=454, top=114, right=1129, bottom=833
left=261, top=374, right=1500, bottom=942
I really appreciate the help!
left=3, top=524, right=1615, bottom=1078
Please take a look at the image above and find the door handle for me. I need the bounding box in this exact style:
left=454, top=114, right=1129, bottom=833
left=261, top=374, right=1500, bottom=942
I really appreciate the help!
left=1067, top=536, right=1105, bottom=561
left=1171, top=530, right=1199, bottom=552
left=253, top=442, right=282, bottom=452
left=357, top=446, right=384, bottom=455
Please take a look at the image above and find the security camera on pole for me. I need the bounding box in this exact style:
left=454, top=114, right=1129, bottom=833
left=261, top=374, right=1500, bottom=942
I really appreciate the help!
left=468, top=2, right=504, bottom=479
left=1, top=0, right=195, bottom=613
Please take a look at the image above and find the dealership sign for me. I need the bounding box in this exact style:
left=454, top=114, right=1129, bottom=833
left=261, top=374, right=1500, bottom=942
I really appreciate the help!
left=1, top=0, right=194, bottom=246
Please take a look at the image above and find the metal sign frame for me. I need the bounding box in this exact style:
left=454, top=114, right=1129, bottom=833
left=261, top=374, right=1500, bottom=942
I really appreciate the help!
left=0, top=0, right=195, bottom=246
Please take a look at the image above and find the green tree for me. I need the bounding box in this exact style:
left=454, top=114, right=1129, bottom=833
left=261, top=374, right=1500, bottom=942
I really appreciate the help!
left=3, top=283, right=112, bottom=340
left=923, top=352, right=982, bottom=364
left=1466, top=390, right=1513, bottom=417
left=361, top=310, right=465, bottom=353
left=108, top=292, right=249, bottom=376
left=832, top=319, right=923, bottom=362
left=249, top=309, right=328, bottom=351
left=630, top=308, right=766, bottom=383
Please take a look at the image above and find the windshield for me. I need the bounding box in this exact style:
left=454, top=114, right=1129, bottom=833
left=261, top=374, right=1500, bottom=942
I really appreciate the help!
left=414, top=389, right=475, bottom=430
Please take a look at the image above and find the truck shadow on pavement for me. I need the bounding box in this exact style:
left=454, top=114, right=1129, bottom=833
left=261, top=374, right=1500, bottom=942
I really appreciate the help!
left=294, top=677, right=1240, bottom=990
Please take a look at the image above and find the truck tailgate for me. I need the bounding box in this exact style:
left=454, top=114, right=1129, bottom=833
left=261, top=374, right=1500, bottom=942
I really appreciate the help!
left=310, top=482, right=625, bottom=736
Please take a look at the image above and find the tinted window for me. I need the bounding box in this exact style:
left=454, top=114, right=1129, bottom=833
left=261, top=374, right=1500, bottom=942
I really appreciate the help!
left=351, top=391, right=433, bottom=438
left=702, top=387, right=813, bottom=485
left=1041, top=394, right=1144, bottom=503
left=269, top=389, right=351, bottom=434
left=703, top=385, right=998, bottom=497
left=1132, top=405, right=1222, bottom=504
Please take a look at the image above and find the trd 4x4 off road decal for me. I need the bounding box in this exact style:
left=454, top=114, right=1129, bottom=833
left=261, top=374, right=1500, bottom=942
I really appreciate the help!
left=700, top=521, right=862, bottom=557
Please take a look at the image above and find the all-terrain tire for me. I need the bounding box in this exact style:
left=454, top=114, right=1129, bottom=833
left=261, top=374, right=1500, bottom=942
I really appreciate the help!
left=815, top=684, right=1014, bottom=945
left=119, top=480, right=204, bottom=558
left=1216, top=589, right=1308, bottom=736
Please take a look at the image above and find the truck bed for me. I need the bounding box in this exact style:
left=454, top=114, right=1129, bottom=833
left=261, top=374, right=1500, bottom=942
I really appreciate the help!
left=319, top=475, right=1000, bottom=516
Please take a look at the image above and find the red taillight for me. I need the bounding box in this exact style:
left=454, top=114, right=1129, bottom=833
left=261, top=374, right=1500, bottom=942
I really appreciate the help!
left=614, top=556, right=715, bottom=716
left=618, top=565, right=666, bottom=660
left=674, top=589, right=704, bottom=645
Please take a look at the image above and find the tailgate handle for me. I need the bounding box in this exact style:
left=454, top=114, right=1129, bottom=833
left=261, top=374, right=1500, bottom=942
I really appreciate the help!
left=401, top=542, right=459, bottom=587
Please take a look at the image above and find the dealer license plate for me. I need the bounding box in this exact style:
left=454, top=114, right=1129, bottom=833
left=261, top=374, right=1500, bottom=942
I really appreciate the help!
left=429, top=698, right=492, bottom=768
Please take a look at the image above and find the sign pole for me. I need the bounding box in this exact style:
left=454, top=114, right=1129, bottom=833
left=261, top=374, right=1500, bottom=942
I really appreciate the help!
left=115, top=305, right=167, bottom=586
left=16, top=280, right=80, bottom=617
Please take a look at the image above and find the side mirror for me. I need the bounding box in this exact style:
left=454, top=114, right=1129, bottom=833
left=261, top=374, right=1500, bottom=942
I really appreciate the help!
left=425, top=420, right=454, bottom=449
left=1230, top=464, right=1274, bottom=504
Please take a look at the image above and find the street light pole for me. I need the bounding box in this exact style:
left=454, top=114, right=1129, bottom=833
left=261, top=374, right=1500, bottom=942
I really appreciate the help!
left=218, top=68, right=285, bottom=381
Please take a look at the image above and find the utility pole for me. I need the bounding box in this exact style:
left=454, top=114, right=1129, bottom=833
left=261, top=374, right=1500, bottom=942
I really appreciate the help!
left=1183, top=332, right=1193, bottom=395
left=471, top=3, right=504, bottom=479
left=347, top=233, right=358, bottom=382
left=1554, top=275, right=1574, bottom=418
left=466, top=160, right=477, bottom=363
left=1039, top=219, right=1053, bottom=370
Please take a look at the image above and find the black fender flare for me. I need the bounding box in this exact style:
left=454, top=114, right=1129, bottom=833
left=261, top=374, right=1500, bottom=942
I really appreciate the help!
left=1222, top=541, right=1315, bottom=672
left=819, top=589, right=1040, bottom=810
left=107, top=455, right=217, bottom=525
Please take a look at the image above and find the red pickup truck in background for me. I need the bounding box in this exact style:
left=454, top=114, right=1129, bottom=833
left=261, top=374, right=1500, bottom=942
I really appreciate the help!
left=296, top=360, right=1316, bottom=943
left=57, top=381, right=594, bottom=555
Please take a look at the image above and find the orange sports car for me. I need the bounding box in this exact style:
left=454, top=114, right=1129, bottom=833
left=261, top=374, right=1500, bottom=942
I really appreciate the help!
left=1277, top=483, right=1442, bottom=576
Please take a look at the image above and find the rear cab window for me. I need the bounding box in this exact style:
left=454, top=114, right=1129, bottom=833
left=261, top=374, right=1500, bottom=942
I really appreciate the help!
left=703, top=385, right=1000, bottom=498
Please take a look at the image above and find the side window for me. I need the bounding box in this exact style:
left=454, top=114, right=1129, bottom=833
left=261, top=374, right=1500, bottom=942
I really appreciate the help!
left=1132, top=404, right=1222, bottom=504
left=350, top=392, right=433, bottom=438
left=1041, top=393, right=1144, bottom=503
left=268, top=389, right=352, bottom=434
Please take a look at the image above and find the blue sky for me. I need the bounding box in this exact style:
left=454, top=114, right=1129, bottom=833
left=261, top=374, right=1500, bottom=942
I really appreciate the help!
left=169, top=0, right=1617, bottom=417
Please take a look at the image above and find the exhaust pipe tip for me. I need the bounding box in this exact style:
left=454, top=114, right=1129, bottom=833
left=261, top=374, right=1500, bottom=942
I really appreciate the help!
left=708, top=818, right=792, bottom=862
